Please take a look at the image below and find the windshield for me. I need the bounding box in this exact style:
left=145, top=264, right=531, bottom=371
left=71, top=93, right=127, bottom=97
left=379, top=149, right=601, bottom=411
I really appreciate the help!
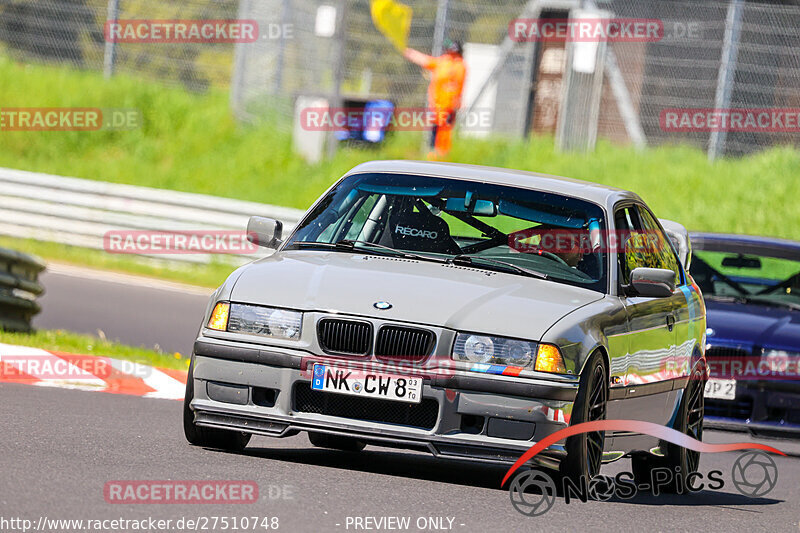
left=691, top=248, right=800, bottom=309
left=285, top=172, right=608, bottom=292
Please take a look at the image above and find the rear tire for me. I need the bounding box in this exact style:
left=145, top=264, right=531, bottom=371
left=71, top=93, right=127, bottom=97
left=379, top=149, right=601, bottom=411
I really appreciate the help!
left=560, top=352, right=608, bottom=485
left=183, top=359, right=251, bottom=452
left=631, top=363, right=705, bottom=494
left=308, top=432, right=366, bottom=452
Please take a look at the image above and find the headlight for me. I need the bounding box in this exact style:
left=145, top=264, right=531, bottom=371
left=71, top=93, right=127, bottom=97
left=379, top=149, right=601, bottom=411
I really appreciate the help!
left=762, top=349, right=799, bottom=374
left=453, top=333, right=535, bottom=368
left=207, top=302, right=302, bottom=340
left=453, top=333, right=566, bottom=373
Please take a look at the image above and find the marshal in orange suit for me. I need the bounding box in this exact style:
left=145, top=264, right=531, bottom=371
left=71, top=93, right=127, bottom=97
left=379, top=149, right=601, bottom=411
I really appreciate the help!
left=404, top=40, right=466, bottom=160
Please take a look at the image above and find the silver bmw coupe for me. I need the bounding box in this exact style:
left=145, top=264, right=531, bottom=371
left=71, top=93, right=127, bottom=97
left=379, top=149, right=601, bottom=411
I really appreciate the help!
left=184, top=160, right=706, bottom=486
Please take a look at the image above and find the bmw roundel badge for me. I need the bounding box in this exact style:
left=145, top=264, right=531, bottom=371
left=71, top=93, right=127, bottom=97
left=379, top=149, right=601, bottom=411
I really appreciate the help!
left=373, top=301, right=392, bottom=310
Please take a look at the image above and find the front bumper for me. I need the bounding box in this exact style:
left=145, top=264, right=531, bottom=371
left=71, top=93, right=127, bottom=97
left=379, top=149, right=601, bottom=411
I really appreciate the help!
left=189, top=338, right=579, bottom=469
left=705, top=380, right=800, bottom=437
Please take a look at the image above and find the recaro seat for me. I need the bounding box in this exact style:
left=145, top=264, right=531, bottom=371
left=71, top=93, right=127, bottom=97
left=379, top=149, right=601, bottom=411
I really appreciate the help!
left=379, top=203, right=461, bottom=255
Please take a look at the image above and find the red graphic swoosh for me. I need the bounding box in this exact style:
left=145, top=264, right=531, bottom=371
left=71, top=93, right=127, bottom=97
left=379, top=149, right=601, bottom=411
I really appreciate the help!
left=501, top=419, right=785, bottom=487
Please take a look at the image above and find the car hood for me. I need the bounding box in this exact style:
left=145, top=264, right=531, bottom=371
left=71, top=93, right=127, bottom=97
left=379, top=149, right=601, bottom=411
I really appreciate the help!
left=230, top=250, right=603, bottom=340
left=705, top=299, right=800, bottom=351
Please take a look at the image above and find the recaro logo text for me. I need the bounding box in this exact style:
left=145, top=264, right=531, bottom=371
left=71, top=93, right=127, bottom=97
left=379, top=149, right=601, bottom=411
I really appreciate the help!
left=395, top=225, right=438, bottom=240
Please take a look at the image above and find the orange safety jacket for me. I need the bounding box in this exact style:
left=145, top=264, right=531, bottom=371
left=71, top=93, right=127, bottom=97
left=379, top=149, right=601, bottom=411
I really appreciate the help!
left=407, top=50, right=466, bottom=112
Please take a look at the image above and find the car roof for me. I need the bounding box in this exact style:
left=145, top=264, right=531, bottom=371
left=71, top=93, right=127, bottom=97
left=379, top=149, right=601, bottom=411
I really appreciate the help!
left=690, top=232, right=800, bottom=261
left=345, top=160, right=641, bottom=208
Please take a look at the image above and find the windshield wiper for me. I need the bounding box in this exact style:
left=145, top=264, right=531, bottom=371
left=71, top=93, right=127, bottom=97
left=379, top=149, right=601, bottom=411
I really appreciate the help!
left=336, top=239, right=449, bottom=263
left=735, top=296, right=800, bottom=311
left=291, top=240, right=446, bottom=263
left=447, top=254, right=548, bottom=280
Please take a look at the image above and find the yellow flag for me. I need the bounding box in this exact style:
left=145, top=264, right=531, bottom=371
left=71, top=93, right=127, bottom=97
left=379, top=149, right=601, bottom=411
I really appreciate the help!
left=370, top=0, right=412, bottom=51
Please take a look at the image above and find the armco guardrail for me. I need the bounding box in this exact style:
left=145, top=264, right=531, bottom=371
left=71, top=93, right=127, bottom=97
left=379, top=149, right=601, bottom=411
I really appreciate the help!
left=0, top=168, right=306, bottom=264
left=0, top=248, right=45, bottom=332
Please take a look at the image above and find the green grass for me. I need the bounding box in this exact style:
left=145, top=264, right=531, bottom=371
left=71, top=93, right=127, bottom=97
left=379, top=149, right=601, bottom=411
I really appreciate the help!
left=1, top=54, right=799, bottom=246
left=0, top=329, right=189, bottom=370
left=0, top=236, right=233, bottom=289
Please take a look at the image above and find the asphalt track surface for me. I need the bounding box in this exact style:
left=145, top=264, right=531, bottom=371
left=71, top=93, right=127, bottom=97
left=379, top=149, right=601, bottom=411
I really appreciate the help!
left=2, top=384, right=799, bottom=533
left=9, top=265, right=800, bottom=532
left=34, top=265, right=211, bottom=356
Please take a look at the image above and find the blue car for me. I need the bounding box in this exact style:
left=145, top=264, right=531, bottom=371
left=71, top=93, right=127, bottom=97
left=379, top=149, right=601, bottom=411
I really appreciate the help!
left=690, top=232, right=800, bottom=437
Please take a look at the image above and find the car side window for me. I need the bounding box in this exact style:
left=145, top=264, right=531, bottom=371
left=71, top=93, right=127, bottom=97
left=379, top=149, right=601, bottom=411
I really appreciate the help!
left=636, top=207, right=682, bottom=286
left=614, top=206, right=640, bottom=285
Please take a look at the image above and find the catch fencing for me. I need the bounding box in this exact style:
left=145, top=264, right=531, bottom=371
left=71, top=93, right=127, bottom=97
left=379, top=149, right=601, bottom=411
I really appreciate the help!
left=0, top=0, right=798, bottom=157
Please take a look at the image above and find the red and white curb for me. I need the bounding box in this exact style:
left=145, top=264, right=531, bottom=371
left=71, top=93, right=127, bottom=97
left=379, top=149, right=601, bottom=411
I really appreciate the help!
left=0, top=343, right=187, bottom=400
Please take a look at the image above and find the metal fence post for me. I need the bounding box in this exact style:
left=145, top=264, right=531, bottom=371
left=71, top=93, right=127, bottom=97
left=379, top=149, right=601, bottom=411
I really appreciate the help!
left=709, top=0, right=744, bottom=161
left=432, top=0, right=450, bottom=56
left=103, top=0, right=121, bottom=78
left=230, top=0, right=253, bottom=119
left=273, top=0, right=291, bottom=94
left=327, top=0, right=348, bottom=159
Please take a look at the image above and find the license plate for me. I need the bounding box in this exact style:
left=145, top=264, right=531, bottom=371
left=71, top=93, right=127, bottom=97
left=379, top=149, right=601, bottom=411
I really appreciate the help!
left=311, top=364, right=422, bottom=404
left=704, top=378, right=736, bottom=400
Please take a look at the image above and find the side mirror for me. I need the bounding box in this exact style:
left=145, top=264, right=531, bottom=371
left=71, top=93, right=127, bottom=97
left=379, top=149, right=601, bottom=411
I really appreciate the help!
left=628, top=267, right=676, bottom=298
left=247, top=216, right=283, bottom=249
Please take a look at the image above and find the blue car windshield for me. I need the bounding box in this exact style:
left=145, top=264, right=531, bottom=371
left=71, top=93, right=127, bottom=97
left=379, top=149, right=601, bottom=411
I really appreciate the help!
left=691, top=249, right=800, bottom=308
left=286, top=173, right=609, bottom=293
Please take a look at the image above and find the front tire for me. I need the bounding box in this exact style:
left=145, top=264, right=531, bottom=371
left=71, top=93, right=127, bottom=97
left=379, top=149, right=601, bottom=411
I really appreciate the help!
left=560, top=352, right=608, bottom=484
left=183, top=359, right=251, bottom=452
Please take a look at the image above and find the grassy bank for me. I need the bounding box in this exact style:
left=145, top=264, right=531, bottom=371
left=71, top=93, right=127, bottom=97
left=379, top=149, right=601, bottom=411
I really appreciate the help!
left=0, top=329, right=189, bottom=370
left=1, top=55, right=798, bottom=242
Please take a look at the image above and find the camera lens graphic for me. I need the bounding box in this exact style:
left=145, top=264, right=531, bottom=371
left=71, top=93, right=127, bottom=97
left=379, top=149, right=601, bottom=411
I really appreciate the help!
left=509, top=470, right=557, bottom=516
left=731, top=451, right=778, bottom=497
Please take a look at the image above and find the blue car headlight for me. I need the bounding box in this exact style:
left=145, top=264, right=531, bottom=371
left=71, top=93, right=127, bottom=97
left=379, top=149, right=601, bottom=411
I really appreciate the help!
left=762, top=349, right=800, bottom=375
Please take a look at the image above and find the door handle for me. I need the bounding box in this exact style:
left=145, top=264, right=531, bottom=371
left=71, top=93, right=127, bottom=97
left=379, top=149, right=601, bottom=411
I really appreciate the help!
left=666, top=314, right=676, bottom=332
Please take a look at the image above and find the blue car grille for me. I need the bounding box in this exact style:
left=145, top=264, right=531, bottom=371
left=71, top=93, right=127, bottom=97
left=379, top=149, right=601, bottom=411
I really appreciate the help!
left=705, top=397, right=753, bottom=420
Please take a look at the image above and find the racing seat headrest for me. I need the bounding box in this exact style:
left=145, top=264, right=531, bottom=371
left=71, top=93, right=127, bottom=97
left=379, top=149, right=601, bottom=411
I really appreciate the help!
left=383, top=207, right=461, bottom=255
